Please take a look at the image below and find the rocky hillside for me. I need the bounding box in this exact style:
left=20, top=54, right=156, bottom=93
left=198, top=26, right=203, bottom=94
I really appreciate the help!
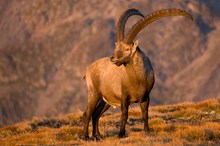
left=0, top=0, right=220, bottom=126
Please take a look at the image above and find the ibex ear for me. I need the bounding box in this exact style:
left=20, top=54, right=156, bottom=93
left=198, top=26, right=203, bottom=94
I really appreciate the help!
left=132, top=40, right=139, bottom=53
left=134, top=40, right=139, bottom=47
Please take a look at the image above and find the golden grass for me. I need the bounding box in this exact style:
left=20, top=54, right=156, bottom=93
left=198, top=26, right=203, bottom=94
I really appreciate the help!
left=0, top=98, right=220, bottom=145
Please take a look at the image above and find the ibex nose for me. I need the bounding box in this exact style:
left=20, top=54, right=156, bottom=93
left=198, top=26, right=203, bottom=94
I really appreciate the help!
left=110, top=56, right=115, bottom=62
left=110, top=55, right=118, bottom=64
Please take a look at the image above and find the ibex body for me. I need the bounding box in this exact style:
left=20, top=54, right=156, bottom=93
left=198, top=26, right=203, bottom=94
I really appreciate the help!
left=83, top=8, right=193, bottom=140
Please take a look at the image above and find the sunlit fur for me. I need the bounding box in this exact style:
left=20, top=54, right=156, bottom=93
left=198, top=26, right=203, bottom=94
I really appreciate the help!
left=83, top=8, right=193, bottom=140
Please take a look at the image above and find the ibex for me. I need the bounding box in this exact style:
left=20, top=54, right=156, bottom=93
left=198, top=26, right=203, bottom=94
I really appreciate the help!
left=83, top=8, right=193, bottom=140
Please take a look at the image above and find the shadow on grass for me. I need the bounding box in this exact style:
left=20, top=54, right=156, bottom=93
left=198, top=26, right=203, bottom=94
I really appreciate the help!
left=30, top=118, right=81, bottom=130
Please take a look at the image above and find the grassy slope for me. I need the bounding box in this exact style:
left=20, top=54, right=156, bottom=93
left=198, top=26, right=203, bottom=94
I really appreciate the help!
left=0, top=98, right=220, bottom=146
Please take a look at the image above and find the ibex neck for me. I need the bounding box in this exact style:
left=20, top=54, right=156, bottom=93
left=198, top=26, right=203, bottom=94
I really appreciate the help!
left=125, top=48, right=149, bottom=83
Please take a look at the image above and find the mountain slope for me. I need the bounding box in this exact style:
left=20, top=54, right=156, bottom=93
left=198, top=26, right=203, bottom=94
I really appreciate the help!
left=166, top=25, right=220, bottom=103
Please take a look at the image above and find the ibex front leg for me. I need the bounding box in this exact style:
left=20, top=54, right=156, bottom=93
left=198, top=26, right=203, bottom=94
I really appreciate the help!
left=118, top=97, right=129, bottom=138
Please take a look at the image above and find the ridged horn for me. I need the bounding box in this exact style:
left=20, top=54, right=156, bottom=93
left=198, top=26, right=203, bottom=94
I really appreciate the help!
left=123, top=8, right=193, bottom=44
left=116, top=9, right=144, bottom=43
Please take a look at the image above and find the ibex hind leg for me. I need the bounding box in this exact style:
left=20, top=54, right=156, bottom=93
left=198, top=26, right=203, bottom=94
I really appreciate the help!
left=140, top=95, right=150, bottom=133
left=92, top=99, right=110, bottom=140
left=83, top=91, right=100, bottom=140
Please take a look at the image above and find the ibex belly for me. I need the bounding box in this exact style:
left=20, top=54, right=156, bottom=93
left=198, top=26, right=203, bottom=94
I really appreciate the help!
left=102, top=96, right=120, bottom=108
left=100, top=84, right=122, bottom=107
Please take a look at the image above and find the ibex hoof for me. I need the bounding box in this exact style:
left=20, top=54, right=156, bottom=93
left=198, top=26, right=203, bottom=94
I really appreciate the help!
left=144, top=128, right=150, bottom=133
left=118, top=133, right=126, bottom=138
left=83, top=136, right=90, bottom=141
left=92, top=134, right=103, bottom=141
left=144, top=128, right=153, bottom=135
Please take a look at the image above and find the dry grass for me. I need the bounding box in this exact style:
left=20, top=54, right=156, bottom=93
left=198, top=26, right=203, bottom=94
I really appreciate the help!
left=0, top=98, right=220, bottom=145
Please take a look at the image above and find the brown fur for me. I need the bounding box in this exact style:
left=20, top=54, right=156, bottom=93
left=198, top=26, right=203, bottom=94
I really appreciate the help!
left=83, top=8, right=193, bottom=140
left=83, top=41, right=154, bottom=140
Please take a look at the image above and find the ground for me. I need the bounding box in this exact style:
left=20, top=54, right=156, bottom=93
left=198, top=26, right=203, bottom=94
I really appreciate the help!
left=0, top=98, right=220, bottom=145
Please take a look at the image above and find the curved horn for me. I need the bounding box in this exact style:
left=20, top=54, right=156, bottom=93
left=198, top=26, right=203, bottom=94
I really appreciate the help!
left=123, top=8, right=193, bottom=44
left=116, top=9, right=144, bottom=43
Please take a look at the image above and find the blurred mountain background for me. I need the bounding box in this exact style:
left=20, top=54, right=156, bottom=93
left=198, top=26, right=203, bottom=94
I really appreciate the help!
left=0, top=0, right=220, bottom=126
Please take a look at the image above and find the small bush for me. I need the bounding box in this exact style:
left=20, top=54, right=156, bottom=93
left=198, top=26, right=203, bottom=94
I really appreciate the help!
left=30, top=119, right=70, bottom=130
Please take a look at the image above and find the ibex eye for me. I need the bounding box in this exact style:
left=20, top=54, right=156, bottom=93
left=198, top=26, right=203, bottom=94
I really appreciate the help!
left=125, top=48, right=130, bottom=51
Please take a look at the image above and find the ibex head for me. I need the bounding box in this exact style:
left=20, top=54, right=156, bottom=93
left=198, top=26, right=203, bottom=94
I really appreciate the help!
left=110, top=8, right=193, bottom=66
left=110, top=40, right=139, bottom=66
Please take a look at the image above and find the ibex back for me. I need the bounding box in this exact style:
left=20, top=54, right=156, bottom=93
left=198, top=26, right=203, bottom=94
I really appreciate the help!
left=83, top=8, right=193, bottom=140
